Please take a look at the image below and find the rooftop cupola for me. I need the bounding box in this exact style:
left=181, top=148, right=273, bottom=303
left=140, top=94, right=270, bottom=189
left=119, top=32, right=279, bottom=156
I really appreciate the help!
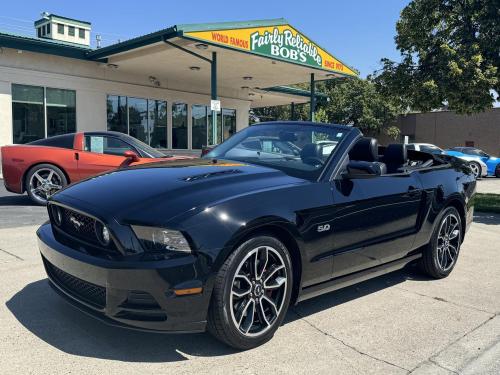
left=34, top=12, right=91, bottom=47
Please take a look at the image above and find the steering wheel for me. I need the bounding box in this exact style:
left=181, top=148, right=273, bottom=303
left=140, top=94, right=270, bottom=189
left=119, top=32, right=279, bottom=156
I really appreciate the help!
left=302, top=157, right=325, bottom=167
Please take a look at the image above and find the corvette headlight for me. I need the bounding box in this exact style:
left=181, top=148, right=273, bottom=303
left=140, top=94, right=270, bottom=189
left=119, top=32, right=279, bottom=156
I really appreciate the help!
left=132, top=225, right=191, bottom=253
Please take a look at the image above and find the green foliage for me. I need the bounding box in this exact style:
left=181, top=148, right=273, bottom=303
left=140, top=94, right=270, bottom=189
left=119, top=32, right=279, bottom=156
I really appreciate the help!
left=320, top=78, right=402, bottom=138
left=252, top=78, right=402, bottom=139
left=374, top=0, right=499, bottom=114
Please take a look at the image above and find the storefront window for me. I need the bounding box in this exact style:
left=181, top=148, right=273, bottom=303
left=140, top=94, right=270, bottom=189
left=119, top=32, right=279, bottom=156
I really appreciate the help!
left=46, top=88, right=76, bottom=137
left=12, top=84, right=45, bottom=144
left=208, top=111, right=222, bottom=145
left=149, top=100, right=167, bottom=148
left=172, top=103, right=187, bottom=149
left=107, top=95, right=128, bottom=134
left=222, top=108, right=236, bottom=141
left=128, top=97, right=148, bottom=144
left=192, top=105, right=208, bottom=149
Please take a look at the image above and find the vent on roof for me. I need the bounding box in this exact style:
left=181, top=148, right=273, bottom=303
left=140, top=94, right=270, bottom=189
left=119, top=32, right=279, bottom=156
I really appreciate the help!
left=34, top=12, right=91, bottom=47
left=182, top=169, right=243, bottom=182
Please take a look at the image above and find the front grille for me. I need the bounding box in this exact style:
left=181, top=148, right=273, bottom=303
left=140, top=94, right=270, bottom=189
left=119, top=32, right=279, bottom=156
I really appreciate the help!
left=43, top=257, right=106, bottom=309
left=48, top=204, right=117, bottom=253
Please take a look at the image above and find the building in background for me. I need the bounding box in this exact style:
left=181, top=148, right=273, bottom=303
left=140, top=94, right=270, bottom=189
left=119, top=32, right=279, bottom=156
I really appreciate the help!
left=379, top=109, right=500, bottom=155
left=0, top=13, right=357, bottom=155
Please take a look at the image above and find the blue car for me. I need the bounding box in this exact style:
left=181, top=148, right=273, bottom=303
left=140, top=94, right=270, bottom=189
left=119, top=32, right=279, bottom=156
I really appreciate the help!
left=446, top=147, right=500, bottom=177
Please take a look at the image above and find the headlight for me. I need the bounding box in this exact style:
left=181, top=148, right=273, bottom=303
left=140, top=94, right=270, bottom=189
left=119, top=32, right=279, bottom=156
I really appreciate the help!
left=131, top=225, right=191, bottom=253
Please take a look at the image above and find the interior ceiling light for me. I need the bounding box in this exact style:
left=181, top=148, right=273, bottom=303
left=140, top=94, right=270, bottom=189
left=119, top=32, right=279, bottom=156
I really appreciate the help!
left=248, top=93, right=255, bottom=96
left=241, top=86, right=250, bottom=89
left=243, top=76, right=253, bottom=81
left=190, top=66, right=201, bottom=71
left=107, top=63, right=119, bottom=69
left=195, top=43, right=209, bottom=50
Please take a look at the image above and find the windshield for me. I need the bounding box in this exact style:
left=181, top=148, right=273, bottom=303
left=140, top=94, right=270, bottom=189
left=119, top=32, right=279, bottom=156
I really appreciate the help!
left=204, top=123, right=350, bottom=180
left=121, top=134, right=167, bottom=158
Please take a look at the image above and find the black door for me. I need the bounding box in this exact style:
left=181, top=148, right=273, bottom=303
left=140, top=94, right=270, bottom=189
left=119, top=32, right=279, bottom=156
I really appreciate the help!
left=329, top=172, right=424, bottom=278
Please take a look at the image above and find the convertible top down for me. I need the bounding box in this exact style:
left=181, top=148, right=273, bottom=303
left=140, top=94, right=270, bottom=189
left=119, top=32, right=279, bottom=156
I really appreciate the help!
left=37, top=122, right=475, bottom=349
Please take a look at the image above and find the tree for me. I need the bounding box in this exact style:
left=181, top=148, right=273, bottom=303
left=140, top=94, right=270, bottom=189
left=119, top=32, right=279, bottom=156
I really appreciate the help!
left=320, top=78, right=402, bottom=138
left=252, top=78, right=402, bottom=139
left=374, top=0, right=499, bottom=114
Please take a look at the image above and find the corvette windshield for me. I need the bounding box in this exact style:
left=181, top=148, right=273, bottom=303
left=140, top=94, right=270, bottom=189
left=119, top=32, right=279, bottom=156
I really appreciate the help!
left=204, top=123, right=350, bottom=180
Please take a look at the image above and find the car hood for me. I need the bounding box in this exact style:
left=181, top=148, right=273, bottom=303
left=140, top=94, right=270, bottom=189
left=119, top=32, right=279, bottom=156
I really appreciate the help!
left=53, top=159, right=306, bottom=225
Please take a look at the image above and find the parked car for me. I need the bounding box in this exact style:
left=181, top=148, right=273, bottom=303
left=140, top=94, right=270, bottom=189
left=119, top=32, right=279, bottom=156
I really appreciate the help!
left=445, top=147, right=500, bottom=178
left=1, top=131, right=192, bottom=204
left=407, top=143, right=488, bottom=179
left=38, top=122, right=475, bottom=349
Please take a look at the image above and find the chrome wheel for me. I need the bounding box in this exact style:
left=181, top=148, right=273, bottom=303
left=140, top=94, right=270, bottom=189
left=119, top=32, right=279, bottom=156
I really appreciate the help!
left=230, top=246, right=288, bottom=337
left=469, top=162, right=480, bottom=178
left=29, top=168, right=63, bottom=203
left=436, top=213, right=461, bottom=272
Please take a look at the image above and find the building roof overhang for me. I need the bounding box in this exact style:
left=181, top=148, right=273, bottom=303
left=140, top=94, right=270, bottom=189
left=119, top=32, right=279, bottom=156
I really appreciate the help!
left=0, top=18, right=357, bottom=107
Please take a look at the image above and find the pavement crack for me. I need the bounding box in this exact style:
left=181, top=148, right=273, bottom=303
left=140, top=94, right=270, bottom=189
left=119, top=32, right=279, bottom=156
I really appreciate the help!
left=0, top=247, right=24, bottom=261
left=393, top=286, right=495, bottom=315
left=291, top=308, right=410, bottom=373
left=409, top=314, right=497, bottom=374
left=427, top=359, right=459, bottom=374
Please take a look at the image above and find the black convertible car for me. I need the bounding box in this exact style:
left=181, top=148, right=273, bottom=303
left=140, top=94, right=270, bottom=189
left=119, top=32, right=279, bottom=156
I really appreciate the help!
left=37, top=122, right=475, bottom=349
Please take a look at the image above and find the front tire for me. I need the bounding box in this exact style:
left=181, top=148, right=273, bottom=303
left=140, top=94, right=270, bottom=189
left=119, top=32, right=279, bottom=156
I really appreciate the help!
left=25, top=164, right=67, bottom=205
left=469, top=161, right=481, bottom=179
left=421, top=206, right=462, bottom=279
left=208, top=235, right=293, bottom=350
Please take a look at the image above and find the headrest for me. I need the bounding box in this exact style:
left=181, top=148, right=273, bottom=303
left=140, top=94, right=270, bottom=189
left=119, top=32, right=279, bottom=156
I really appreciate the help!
left=300, top=143, right=322, bottom=160
left=385, top=144, right=408, bottom=165
left=349, top=137, right=378, bottom=162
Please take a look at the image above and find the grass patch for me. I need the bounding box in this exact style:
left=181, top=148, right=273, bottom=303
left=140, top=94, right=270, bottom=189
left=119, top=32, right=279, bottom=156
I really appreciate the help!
left=475, top=193, right=500, bottom=214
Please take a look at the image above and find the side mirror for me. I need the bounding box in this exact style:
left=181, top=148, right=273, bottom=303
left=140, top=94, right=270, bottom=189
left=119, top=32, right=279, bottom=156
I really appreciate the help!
left=123, top=150, right=140, bottom=163
left=343, top=161, right=383, bottom=179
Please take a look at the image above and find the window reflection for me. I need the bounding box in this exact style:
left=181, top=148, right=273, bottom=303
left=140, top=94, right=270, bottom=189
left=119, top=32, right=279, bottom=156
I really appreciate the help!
left=172, top=103, right=187, bottom=149
left=192, top=105, right=208, bottom=149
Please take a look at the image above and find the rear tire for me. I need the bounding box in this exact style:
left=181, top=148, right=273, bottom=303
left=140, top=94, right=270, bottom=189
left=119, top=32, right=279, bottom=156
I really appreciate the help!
left=495, top=164, right=500, bottom=178
left=207, top=235, right=293, bottom=350
left=25, top=164, right=67, bottom=205
left=421, top=206, right=462, bottom=279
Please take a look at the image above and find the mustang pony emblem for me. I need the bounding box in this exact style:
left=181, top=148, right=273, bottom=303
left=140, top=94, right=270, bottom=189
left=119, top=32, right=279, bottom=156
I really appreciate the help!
left=69, top=216, right=83, bottom=230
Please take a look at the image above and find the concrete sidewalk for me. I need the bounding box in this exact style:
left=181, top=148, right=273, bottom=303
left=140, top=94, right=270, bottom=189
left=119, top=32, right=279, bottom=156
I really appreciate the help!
left=0, top=187, right=499, bottom=373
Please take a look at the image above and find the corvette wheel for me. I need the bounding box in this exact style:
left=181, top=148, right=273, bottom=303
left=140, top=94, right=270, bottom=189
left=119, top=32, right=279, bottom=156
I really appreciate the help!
left=469, top=161, right=481, bottom=179
left=26, top=164, right=67, bottom=205
left=421, top=207, right=462, bottom=279
left=208, top=236, right=292, bottom=349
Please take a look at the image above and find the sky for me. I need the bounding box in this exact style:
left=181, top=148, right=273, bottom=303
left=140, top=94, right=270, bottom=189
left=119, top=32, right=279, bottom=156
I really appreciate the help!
left=0, top=0, right=411, bottom=78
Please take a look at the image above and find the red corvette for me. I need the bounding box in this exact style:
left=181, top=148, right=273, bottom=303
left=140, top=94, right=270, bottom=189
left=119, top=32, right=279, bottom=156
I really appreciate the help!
left=1, top=131, right=192, bottom=204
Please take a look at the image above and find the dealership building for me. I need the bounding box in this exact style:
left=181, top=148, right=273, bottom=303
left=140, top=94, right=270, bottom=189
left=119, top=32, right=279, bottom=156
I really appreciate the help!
left=0, top=14, right=357, bottom=155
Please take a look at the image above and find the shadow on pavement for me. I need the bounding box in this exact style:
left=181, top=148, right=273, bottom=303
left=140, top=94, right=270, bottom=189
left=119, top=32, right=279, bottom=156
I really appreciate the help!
left=0, top=194, right=38, bottom=207
left=6, top=266, right=425, bottom=361
left=473, top=211, right=500, bottom=226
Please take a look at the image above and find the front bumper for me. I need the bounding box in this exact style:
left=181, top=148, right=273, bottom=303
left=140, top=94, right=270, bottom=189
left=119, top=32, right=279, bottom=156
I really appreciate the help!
left=37, top=223, right=212, bottom=333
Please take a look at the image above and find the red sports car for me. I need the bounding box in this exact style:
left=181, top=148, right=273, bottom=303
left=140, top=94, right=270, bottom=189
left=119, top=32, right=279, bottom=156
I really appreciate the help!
left=1, top=131, right=192, bottom=204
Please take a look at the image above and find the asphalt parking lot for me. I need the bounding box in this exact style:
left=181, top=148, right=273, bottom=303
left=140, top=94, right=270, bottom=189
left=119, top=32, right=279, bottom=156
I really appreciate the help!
left=0, top=180, right=499, bottom=374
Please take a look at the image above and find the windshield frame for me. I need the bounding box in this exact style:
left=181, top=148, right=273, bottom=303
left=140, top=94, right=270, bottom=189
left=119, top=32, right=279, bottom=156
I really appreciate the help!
left=203, top=121, right=354, bottom=182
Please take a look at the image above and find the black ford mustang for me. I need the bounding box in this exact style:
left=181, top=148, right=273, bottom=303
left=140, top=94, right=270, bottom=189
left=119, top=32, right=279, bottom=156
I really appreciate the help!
left=37, top=122, right=476, bottom=349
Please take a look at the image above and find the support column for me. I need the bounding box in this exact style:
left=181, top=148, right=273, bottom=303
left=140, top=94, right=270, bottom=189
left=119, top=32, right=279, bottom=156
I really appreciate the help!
left=290, top=102, right=295, bottom=121
left=211, top=51, right=218, bottom=145
left=309, top=73, right=316, bottom=122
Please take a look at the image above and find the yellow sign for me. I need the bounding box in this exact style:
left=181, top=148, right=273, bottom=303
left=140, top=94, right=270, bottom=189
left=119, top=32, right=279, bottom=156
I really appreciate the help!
left=184, top=24, right=357, bottom=76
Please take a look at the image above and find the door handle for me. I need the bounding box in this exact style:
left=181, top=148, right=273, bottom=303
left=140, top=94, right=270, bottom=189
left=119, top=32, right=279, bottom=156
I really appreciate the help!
left=74, top=152, right=79, bottom=161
